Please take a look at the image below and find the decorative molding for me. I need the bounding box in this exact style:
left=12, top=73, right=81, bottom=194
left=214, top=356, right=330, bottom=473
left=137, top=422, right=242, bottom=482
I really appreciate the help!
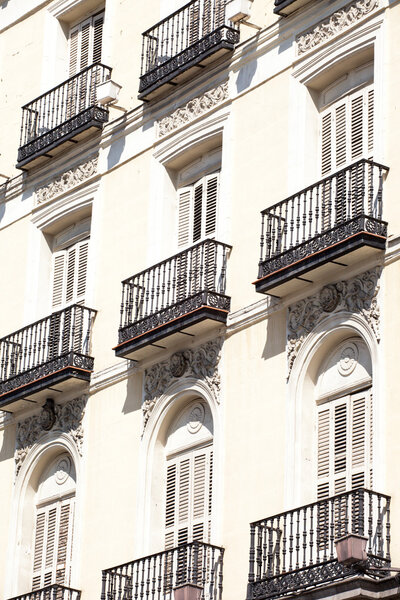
left=287, top=268, right=381, bottom=377
left=15, top=396, right=87, bottom=477
left=143, top=339, right=223, bottom=430
left=338, top=342, right=359, bottom=377
left=35, top=156, right=98, bottom=205
left=296, top=0, right=379, bottom=56
left=158, top=82, right=229, bottom=138
left=187, top=402, right=205, bottom=434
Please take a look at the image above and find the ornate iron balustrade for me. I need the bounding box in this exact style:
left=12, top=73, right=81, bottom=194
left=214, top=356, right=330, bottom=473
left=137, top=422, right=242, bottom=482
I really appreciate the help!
left=17, top=63, right=111, bottom=168
left=139, top=0, right=239, bottom=99
left=0, top=305, right=96, bottom=406
left=247, top=488, right=391, bottom=600
left=102, top=542, right=224, bottom=600
left=7, top=584, right=81, bottom=600
left=256, top=160, right=388, bottom=292
left=117, top=239, right=231, bottom=348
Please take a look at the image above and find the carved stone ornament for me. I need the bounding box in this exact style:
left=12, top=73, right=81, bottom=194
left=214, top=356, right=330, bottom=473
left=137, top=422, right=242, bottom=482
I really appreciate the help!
left=287, top=268, right=381, bottom=378
left=35, top=156, right=98, bottom=205
left=158, top=82, right=229, bottom=138
left=15, top=396, right=87, bottom=477
left=143, top=338, right=223, bottom=430
left=296, top=0, right=379, bottom=56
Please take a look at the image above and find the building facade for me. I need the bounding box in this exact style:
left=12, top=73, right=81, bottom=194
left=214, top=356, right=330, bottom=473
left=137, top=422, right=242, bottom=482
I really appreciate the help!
left=1, top=1, right=400, bottom=600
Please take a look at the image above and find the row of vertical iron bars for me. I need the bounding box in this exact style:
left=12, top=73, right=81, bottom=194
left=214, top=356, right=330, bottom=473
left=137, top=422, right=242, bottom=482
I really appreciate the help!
left=19, top=63, right=111, bottom=147
left=119, top=239, right=231, bottom=330
left=7, top=585, right=81, bottom=600
left=259, top=159, right=389, bottom=263
left=248, top=488, right=391, bottom=586
left=140, top=0, right=230, bottom=75
left=101, top=542, right=224, bottom=600
left=0, top=305, right=96, bottom=382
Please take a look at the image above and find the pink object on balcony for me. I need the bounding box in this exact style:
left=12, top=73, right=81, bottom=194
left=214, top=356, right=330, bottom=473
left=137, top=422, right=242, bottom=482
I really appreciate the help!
left=174, top=583, right=203, bottom=600
left=335, top=534, right=368, bottom=564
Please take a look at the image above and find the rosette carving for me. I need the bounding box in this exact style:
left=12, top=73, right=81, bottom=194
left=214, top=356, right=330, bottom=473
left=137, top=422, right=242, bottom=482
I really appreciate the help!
left=287, top=268, right=381, bottom=377
left=15, top=396, right=87, bottom=477
left=143, top=338, right=223, bottom=430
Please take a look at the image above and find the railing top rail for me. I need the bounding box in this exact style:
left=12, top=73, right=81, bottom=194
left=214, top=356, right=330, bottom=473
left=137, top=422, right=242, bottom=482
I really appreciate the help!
left=250, top=488, right=391, bottom=527
left=21, top=62, right=112, bottom=109
left=103, top=541, right=224, bottom=575
left=121, top=239, right=232, bottom=285
left=261, top=159, right=390, bottom=216
left=7, top=584, right=82, bottom=600
left=142, top=0, right=200, bottom=36
left=0, top=304, right=97, bottom=343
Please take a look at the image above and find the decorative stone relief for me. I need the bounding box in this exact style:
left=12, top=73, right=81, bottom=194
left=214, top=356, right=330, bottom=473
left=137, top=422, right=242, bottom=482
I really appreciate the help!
left=296, top=0, right=379, bottom=56
left=15, top=396, right=87, bottom=476
left=35, top=156, right=98, bottom=204
left=55, top=455, right=72, bottom=485
left=287, top=268, right=381, bottom=377
left=143, top=338, right=223, bottom=430
left=187, top=402, right=205, bottom=434
left=158, top=82, right=229, bottom=137
left=337, top=342, right=359, bottom=377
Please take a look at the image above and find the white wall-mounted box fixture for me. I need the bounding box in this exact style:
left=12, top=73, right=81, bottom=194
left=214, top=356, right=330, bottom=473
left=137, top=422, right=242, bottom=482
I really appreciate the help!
left=226, top=0, right=253, bottom=22
left=96, top=80, right=122, bottom=105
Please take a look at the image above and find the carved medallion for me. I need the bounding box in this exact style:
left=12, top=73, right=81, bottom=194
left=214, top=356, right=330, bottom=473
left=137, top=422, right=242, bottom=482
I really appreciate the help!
left=187, top=402, right=205, bottom=434
left=338, top=342, right=359, bottom=377
left=319, top=285, right=340, bottom=313
left=55, top=455, right=72, bottom=485
left=170, top=353, right=188, bottom=378
left=40, top=399, right=56, bottom=431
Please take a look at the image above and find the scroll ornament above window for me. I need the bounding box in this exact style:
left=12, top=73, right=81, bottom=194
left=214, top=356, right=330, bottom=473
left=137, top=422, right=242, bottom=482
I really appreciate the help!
left=287, top=268, right=381, bottom=377
left=296, top=0, right=379, bottom=56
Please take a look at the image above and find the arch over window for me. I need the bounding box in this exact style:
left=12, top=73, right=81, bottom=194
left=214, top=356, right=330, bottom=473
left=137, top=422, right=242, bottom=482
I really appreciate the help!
left=32, top=453, right=76, bottom=590
left=164, top=399, right=213, bottom=550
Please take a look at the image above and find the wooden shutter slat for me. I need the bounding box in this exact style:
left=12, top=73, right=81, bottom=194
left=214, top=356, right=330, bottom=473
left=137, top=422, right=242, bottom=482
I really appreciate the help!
left=205, top=174, right=218, bottom=237
left=178, top=188, right=192, bottom=248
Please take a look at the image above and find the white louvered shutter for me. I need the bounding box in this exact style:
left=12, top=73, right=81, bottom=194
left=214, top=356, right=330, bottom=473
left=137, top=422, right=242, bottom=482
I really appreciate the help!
left=52, top=239, right=89, bottom=310
left=317, top=390, right=373, bottom=499
left=68, top=13, right=104, bottom=76
left=32, top=499, right=74, bottom=590
left=320, top=85, right=374, bottom=224
left=165, top=447, right=213, bottom=549
left=177, top=172, right=219, bottom=248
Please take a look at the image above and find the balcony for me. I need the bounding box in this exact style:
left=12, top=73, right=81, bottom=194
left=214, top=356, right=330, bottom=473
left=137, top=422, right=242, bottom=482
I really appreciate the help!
left=247, top=489, right=391, bottom=600
left=0, top=305, right=96, bottom=412
left=138, top=0, right=240, bottom=101
left=273, top=0, right=313, bottom=16
left=102, top=542, right=224, bottom=600
left=17, top=63, right=111, bottom=170
left=8, top=585, right=81, bottom=600
left=254, top=160, right=388, bottom=297
left=115, top=240, right=231, bottom=361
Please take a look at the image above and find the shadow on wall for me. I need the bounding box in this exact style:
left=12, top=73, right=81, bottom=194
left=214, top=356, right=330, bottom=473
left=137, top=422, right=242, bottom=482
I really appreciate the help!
left=0, top=420, right=16, bottom=461
left=236, top=58, right=257, bottom=94
left=107, top=134, right=126, bottom=171
left=261, top=309, right=286, bottom=361
left=123, top=368, right=143, bottom=415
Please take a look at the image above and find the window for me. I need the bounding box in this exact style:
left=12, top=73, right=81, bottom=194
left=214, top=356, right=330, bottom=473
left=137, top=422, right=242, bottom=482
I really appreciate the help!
left=317, top=388, right=373, bottom=501
left=51, top=219, right=90, bottom=311
left=68, top=12, right=104, bottom=76
left=320, top=64, right=374, bottom=176
left=163, top=400, right=214, bottom=550
left=31, top=454, right=76, bottom=591
left=177, top=172, right=219, bottom=248
left=165, top=445, right=213, bottom=549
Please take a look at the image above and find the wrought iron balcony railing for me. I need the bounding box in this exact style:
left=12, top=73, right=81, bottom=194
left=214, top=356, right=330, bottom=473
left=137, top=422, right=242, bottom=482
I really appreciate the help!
left=139, top=0, right=239, bottom=100
left=17, top=63, right=111, bottom=169
left=255, top=159, right=389, bottom=295
left=0, top=304, right=96, bottom=409
left=247, top=488, right=391, bottom=600
left=102, top=542, right=224, bottom=600
left=115, top=239, right=231, bottom=360
left=7, top=585, right=81, bottom=600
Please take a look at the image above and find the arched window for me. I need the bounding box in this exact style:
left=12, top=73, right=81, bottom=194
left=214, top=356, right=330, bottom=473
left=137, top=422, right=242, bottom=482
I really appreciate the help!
left=315, top=337, right=373, bottom=500
left=163, top=399, right=214, bottom=550
left=31, top=453, right=76, bottom=590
